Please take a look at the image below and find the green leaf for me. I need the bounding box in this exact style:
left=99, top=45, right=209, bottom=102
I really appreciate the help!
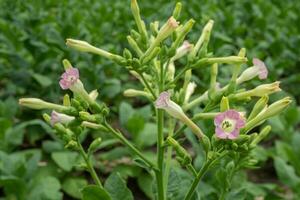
left=31, top=73, right=53, bottom=87
left=62, top=177, right=87, bottom=199
left=136, top=123, right=157, bottom=148
left=274, top=157, right=300, bottom=188
left=51, top=151, right=78, bottom=171
left=28, top=176, right=62, bottom=200
left=82, top=185, right=111, bottom=200
left=119, top=102, right=134, bottom=125
left=137, top=172, right=154, bottom=199
left=104, top=172, right=133, bottom=200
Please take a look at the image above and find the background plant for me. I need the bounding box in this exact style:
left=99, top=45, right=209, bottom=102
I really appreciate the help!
left=0, top=0, right=300, bottom=200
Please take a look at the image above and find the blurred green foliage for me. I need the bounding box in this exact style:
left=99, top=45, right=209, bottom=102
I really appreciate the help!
left=0, top=0, right=300, bottom=199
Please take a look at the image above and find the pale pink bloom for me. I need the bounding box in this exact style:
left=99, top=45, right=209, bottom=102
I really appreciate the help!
left=214, top=109, right=245, bottom=139
left=155, top=91, right=184, bottom=119
left=59, top=68, right=79, bottom=90
left=51, top=111, right=75, bottom=126
left=253, top=58, right=268, bottom=79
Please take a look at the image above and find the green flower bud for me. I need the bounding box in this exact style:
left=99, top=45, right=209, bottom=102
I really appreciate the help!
left=220, top=96, right=230, bottom=112
left=127, top=35, right=143, bottom=57
left=88, top=137, right=102, bottom=154
left=248, top=95, right=269, bottom=121
left=166, top=137, right=192, bottom=166
left=251, top=126, right=271, bottom=145
left=172, top=2, right=182, bottom=19
left=123, top=48, right=132, bottom=59
left=63, top=94, right=71, bottom=107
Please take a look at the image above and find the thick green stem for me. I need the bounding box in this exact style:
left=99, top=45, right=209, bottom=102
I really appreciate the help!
left=186, top=164, right=197, bottom=177
left=104, top=122, right=157, bottom=170
left=77, top=140, right=103, bottom=188
left=164, top=119, right=175, bottom=194
left=155, top=109, right=165, bottom=200
left=139, top=72, right=157, bottom=98
left=184, top=160, right=212, bottom=200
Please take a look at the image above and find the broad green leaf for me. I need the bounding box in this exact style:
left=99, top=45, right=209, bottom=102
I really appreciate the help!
left=137, top=172, right=154, bottom=199
left=51, top=151, right=78, bottom=171
left=119, top=102, right=134, bottom=125
left=274, top=157, right=300, bottom=188
left=104, top=172, right=133, bottom=200
left=62, top=177, right=87, bottom=199
left=82, top=185, right=111, bottom=200
left=28, top=176, right=62, bottom=200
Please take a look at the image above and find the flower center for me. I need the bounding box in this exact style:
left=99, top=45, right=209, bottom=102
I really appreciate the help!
left=221, top=118, right=235, bottom=133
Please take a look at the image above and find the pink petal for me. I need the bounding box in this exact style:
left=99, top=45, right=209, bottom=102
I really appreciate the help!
left=59, top=79, right=69, bottom=90
left=235, top=118, right=245, bottom=129
left=228, top=129, right=239, bottom=139
left=215, top=127, right=228, bottom=139
left=155, top=91, right=170, bottom=108
left=253, top=58, right=268, bottom=80
left=214, top=113, right=225, bottom=126
left=225, top=109, right=240, bottom=120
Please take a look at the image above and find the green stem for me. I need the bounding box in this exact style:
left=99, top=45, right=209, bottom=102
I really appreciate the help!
left=77, top=140, right=103, bottom=188
left=164, top=119, right=175, bottom=194
left=184, top=160, right=212, bottom=200
left=166, top=65, right=189, bottom=88
left=139, top=72, right=157, bottom=98
left=104, top=122, right=157, bottom=170
left=186, top=164, right=197, bottom=177
left=155, top=109, right=165, bottom=200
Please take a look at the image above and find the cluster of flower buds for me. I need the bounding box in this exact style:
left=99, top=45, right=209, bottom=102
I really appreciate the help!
left=19, top=59, right=109, bottom=148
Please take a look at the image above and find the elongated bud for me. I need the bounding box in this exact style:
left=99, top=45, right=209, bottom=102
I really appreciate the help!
left=51, top=111, right=75, bottom=126
left=166, top=136, right=191, bottom=165
left=127, top=35, right=143, bottom=57
left=247, top=95, right=269, bottom=121
left=62, top=59, right=72, bottom=70
left=150, top=21, right=159, bottom=36
left=142, top=17, right=179, bottom=60
left=190, top=20, right=214, bottom=58
left=81, top=121, right=108, bottom=132
left=63, top=94, right=71, bottom=106
left=167, top=62, right=175, bottom=81
left=171, top=41, right=193, bottom=62
left=244, top=97, right=291, bottom=132
left=208, top=63, right=218, bottom=98
left=141, top=47, right=160, bottom=64
left=123, top=89, right=152, bottom=99
left=19, top=98, right=67, bottom=111
left=43, top=113, right=51, bottom=124
left=172, top=2, right=182, bottom=19
left=220, top=96, right=230, bottom=112
left=192, top=56, right=248, bottom=68
left=251, top=126, right=271, bottom=145
left=184, top=82, right=196, bottom=104
left=79, top=111, right=103, bottom=123
left=66, top=39, right=125, bottom=64
left=234, top=82, right=281, bottom=99
left=89, top=90, right=99, bottom=101
left=172, top=19, right=195, bottom=50
left=88, top=137, right=102, bottom=154
left=131, top=0, right=148, bottom=41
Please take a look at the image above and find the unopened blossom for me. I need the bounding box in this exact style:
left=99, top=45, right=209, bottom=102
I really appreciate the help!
left=172, top=41, right=193, bottom=61
left=184, top=82, right=197, bottom=104
left=51, top=111, right=75, bottom=126
left=236, top=58, right=268, bottom=84
left=214, top=109, right=245, bottom=139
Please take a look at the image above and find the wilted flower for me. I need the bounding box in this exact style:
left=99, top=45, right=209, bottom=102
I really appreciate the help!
left=51, top=111, right=75, bottom=126
left=214, top=109, right=245, bottom=139
left=253, top=58, right=268, bottom=79
left=171, top=41, right=193, bottom=61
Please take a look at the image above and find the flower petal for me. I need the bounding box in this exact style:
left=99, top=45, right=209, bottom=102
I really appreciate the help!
left=215, top=127, right=228, bottom=139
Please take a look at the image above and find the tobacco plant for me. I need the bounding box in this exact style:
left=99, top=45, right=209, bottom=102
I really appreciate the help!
left=19, top=1, right=291, bottom=199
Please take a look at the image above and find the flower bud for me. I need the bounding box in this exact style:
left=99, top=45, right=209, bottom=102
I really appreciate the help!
left=166, top=136, right=191, bottom=166
left=81, top=121, right=108, bottom=132
left=123, top=89, right=152, bottom=99
left=89, top=90, right=99, bottom=101
left=171, top=41, right=193, bottom=62
left=172, top=19, right=195, bottom=50
left=127, top=35, right=143, bottom=57
left=79, top=111, right=103, bottom=123
left=19, top=98, right=67, bottom=111
left=62, top=59, right=72, bottom=70
left=220, top=96, right=230, bottom=112
left=51, top=111, right=75, bottom=126
left=184, top=82, right=196, bottom=104
left=131, top=0, right=148, bottom=41
left=190, top=20, right=214, bottom=58
left=247, top=95, right=269, bottom=121
left=172, top=2, right=182, bottom=19
left=251, top=126, right=271, bottom=145
left=88, top=137, right=102, bottom=154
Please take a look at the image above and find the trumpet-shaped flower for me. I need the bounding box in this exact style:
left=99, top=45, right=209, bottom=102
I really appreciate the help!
left=236, top=58, right=268, bottom=84
left=59, top=68, right=80, bottom=90
left=214, top=109, right=245, bottom=139
left=51, top=111, right=75, bottom=126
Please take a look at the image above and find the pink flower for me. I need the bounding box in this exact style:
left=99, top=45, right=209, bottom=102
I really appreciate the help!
left=155, top=91, right=184, bottom=119
left=214, top=109, right=245, bottom=139
left=59, top=68, right=79, bottom=90
left=253, top=58, right=268, bottom=79
left=51, top=111, right=75, bottom=126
